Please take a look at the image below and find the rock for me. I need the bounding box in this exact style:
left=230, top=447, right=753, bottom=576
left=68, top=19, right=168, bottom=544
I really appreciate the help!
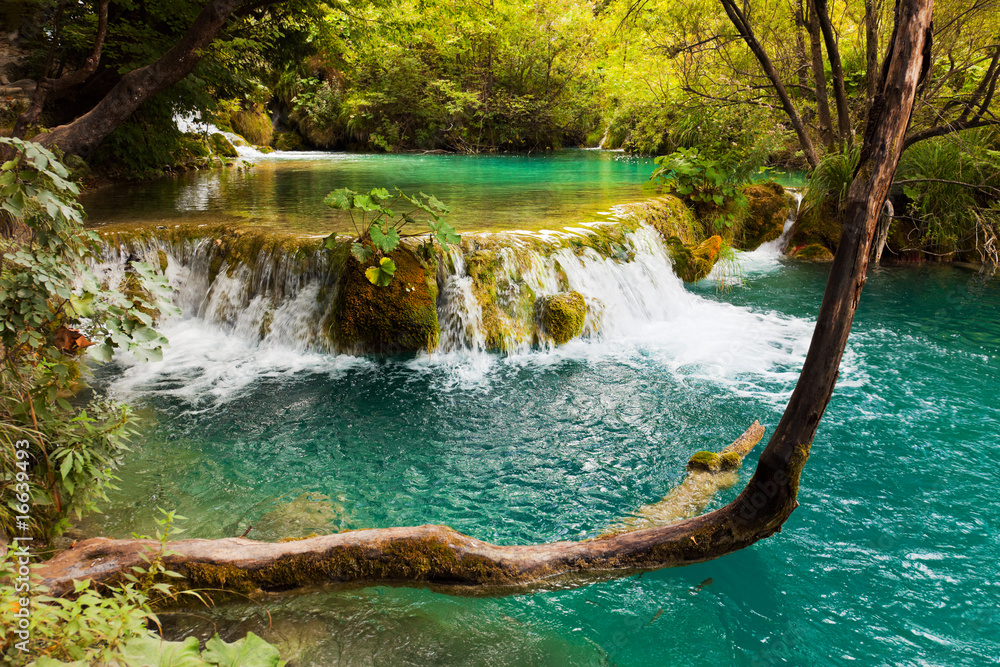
left=208, top=132, right=238, bottom=158
left=666, top=235, right=723, bottom=283
left=618, top=196, right=700, bottom=245
left=787, top=201, right=841, bottom=257
left=273, top=131, right=304, bottom=151
left=735, top=182, right=790, bottom=250
left=536, top=291, right=587, bottom=345
left=333, top=245, right=440, bottom=353
left=790, top=243, right=835, bottom=261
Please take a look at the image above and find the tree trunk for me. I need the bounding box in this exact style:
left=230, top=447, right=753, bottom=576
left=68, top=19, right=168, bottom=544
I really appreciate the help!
left=13, top=0, right=110, bottom=139
left=719, top=0, right=821, bottom=168
left=33, top=0, right=934, bottom=599
left=814, top=0, right=854, bottom=145
left=29, top=0, right=244, bottom=157
left=807, top=0, right=836, bottom=147
left=864, top=0, right=883, bottom=119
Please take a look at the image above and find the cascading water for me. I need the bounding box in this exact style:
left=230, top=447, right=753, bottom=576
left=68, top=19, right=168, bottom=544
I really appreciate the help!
left=94, top=218, right=817, bottom=401
left=174, top=112, right=270, bottom=159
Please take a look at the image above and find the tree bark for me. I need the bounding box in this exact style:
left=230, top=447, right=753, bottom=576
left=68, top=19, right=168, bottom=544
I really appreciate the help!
left=29, top=0, right=245, bottom=157
left=814, top=0, right=854, bottom=145
left=33, top=0, right=935, bottom=599
left=719, top=0, right=822, bottom=167
left=807, top=0, right=836, bottom=147
left=13, top=0, right=110, bottom=139
left=864, top=0, right=884, bottom=118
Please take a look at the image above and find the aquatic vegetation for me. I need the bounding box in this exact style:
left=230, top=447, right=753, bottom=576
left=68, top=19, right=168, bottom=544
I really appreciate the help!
left=735, top=183, right=792, bottom=250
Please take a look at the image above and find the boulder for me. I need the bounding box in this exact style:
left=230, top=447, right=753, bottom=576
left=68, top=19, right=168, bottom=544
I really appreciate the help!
left=333, top=245, right=440, bottom=353
left=666, top=235, right=723, bottom=283
left=536, top=291, right=587, bottom=345
left=735, top=182, right=791, bottom=250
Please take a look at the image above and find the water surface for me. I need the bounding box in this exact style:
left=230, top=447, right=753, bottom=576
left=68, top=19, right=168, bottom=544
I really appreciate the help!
left=87, top=256, right=1000, bottom=665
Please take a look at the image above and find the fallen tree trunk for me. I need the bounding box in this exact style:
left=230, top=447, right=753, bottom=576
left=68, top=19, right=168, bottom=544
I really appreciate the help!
left=35, top=0, right=934, bottom=599
left=38, top=424, right=766, bottom=597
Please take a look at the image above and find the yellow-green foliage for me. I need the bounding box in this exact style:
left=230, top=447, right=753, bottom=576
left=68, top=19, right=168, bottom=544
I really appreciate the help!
left=231, top=106, right=273, bottom=146
left=666, top=235, right=723, bottom=283
left=273, top=131, right=304, bottom=151
left=618, top=196, right=700, bottom=245
left=333, top=244, right=441, bottom=353
left=537, top=291, right=587, bottom=345
left=735, top=182, right=790, bottom=250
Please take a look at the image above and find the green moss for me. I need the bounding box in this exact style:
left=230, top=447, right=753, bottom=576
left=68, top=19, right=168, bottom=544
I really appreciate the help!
left=209, top=133, right=238, bottom=158
left=537, top=291, right=587, bottom=345
left=180, top=535, right=516, bottom=593
left=618, top=196, right=700, bottom=245
left=787, top=201, right=841, bottom=256
left=667, top=235, right=723, bottom=283
left=735, top=182, right=790, bottom=251
left=156, top=250, right=168, bottom=273
left=231, top=106, right=274, bottom=146
left=791, top=243, right=835, bottom=262
left=687, top=451, right=721, bottom=472
left=273, top=131, right=304, bottom=151
left=719, top=451, right=742, bottom=471
left=332, top=244, right=441, bottom=354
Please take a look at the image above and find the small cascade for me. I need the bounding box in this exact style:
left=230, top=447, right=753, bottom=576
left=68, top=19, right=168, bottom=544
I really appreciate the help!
left=729, top=190, right=804, bottom=276
left=174, top=112, right=270, bottom=160
left=95, top=220, right=695, bottom=358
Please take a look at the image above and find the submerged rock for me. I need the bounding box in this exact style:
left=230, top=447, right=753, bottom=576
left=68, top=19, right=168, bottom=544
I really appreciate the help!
left=666, top=235, right=723, bottom=283
left=536, top=291, right=587, bottom=345
left=333, top=245, right=440, bottom=353
left=736, top=182, right=790, bottom=251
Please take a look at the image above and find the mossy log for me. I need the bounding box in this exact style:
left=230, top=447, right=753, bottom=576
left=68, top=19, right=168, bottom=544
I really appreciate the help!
left=36, top=423, right=765, bottom=597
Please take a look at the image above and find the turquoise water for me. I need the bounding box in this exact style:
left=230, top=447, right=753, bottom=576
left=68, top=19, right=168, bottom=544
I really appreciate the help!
left=89, top=259, right=1000, bottom=665
left=81, top=150, right=659, bottom=234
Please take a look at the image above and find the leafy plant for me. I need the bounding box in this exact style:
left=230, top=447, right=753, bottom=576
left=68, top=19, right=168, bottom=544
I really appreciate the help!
left=803, top=144, right=861, bottom=213
left=650, top=147, right=750, bottom=230
left=323, top=187, right=460, bottom=285
left=1, top=137, right=178, bottom=540
left=0, top=510, right=286, bottom=666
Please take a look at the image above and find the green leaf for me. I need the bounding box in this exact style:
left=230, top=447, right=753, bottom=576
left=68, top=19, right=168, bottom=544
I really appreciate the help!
left=202, top=632, right=283, bottom=667
left=352, top=194, right=379, bottom=212
left=323, top=188, right=353, bottom=210
left=369, top=225, right=400, bottom=253
left=60, top=452, right=74, bottom=480
left=429, top=219, right=461, bottom=247
left=90, top=344, right=113, bottom=363
left=351, top=243, right=374, bottom=263
left=121, top=636, right=208, bottom=667
left=364, top=257, right=397, bottom=286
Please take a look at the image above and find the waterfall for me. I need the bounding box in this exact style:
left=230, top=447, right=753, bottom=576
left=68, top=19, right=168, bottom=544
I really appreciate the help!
left=94, top=221, right=697, bottom=357
left=174, top=112, right=269, bottom=159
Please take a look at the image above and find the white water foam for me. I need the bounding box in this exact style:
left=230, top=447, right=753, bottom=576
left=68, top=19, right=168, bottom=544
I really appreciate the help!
left=174, top=112, right=270, bottom=160
left=98, top=220, right=836, bottom=404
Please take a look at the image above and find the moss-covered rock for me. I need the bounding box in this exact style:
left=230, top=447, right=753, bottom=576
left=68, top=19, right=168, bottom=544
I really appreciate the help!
left=536, top=291, right=587, bottom=345
left=273, top=131, right=304, bottom=151
left=333, top=245, right=440, bottom=353
left=790, top=243, right=835, bottom=261
left=687, top=451, right=721, bottom=472
left=617, top=196, right=700, bottom=245
left=667, top=235, right=723, bottom=283
left=735, top=182, right=790, bottom=250
left=209, top=132, right=238, bottom=158
left=464, top=248, right=537, bottom=352
left=787, top=201, right=841, bottom=258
